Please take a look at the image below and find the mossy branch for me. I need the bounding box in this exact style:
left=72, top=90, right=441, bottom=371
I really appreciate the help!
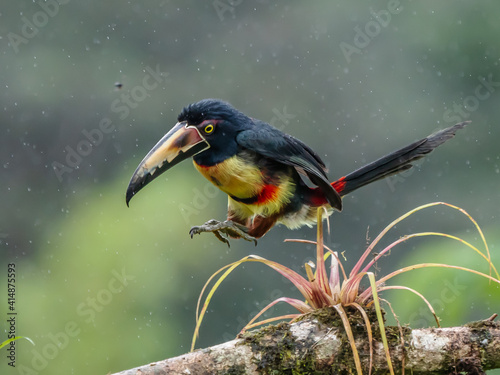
left=110, top=313, right=500, bottom=375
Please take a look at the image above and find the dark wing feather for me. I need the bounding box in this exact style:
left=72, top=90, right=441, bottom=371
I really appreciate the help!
left=236, top=122, right=342, bottom=211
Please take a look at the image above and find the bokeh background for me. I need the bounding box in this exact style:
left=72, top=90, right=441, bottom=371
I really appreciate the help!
left=1, top=1, right=500, bottom=374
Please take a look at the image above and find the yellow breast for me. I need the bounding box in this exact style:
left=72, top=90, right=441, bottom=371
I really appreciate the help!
left=193, top=156, right=264, bottom=199
left=193, top=156, right=296, bottom=219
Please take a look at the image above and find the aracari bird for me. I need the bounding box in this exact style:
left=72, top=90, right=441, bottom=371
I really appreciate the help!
left=126, top=99, right=467, bottom=246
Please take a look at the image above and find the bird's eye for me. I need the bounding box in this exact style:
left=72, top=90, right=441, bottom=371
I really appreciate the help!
left=204, top=124, right=214, bottom=134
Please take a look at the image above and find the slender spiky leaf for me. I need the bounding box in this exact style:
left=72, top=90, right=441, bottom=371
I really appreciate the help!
left=242, top=297, right=312, bottom=333
left=332, top=303, right=364, bottom=375
left=316, top=208, right=331, bottom=296
left=347, top=302, right=374, bottom=375
left=367, top=272, right=395, bottom=375
left=376, top=285, right=440, bottom=327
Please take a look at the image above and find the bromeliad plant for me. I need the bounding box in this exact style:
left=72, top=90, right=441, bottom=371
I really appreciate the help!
left=192, top=202, right=500, bottom=374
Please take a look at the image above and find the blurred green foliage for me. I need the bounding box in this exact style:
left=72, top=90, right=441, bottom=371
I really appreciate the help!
left=1, top=1, right=499, bottom=373
left=384, top=228, right=500, bottom=328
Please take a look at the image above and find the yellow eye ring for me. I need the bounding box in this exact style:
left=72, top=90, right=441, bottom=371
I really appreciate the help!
left=204, top=124, right=214, bottom=133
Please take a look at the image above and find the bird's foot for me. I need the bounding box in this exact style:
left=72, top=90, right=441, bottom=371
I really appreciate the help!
left=189, top=219, right=257, bottom=247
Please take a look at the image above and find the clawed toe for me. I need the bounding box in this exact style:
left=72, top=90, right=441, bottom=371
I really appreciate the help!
left=189, top=219, right=257, bottom=247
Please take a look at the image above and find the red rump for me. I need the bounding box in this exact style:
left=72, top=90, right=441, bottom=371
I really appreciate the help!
left=308, top=176, right=347, bottom=207
left=331, top=176, right=346, bottom=193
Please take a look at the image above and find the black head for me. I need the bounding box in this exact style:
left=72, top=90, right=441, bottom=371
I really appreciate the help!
left=178, top=99, right=254, bottom=166
left=125, top=99, right=254, bottom=204
left=178, top=99, right=249, bottom=125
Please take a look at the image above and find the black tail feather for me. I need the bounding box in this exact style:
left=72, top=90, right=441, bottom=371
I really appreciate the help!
left=339, top=122, right=469, bottom=196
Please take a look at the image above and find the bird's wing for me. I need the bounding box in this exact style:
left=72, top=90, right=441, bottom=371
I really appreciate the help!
left=236, top=124, right=342, bottom=211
